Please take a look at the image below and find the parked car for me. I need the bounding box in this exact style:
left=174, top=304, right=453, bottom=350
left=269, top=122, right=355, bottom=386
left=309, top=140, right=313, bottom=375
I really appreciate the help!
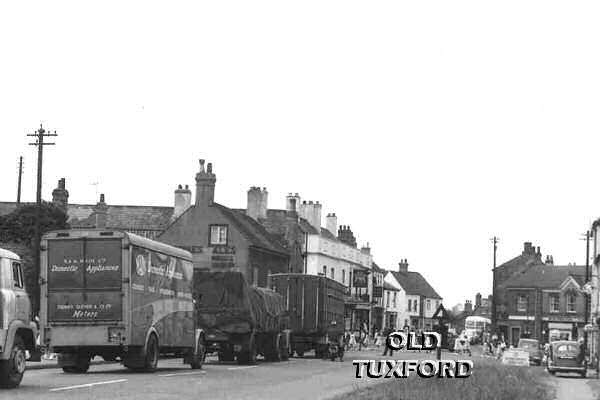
left=517, top=338, right=543, bottom=365
left=547, top=340, right=586, bottom=377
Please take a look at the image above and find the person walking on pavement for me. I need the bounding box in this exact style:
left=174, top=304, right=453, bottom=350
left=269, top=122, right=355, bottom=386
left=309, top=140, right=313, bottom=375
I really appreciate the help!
left=382, top=324, right=395, bottom=356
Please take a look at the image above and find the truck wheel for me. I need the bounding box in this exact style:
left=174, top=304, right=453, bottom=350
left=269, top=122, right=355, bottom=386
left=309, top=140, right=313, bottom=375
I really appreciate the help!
left=62, top=354, right=91, bottom=374
left=279, top=335, right=289, bottom=361
left=143, top=334, right=159, bottom=372
left=190, top=336, right=205, bottom=370
left=0, top=336, right=26, bottom=389
left=295, top=351, right=304, bottom=358
left=239, top=337, right=257, bottom=365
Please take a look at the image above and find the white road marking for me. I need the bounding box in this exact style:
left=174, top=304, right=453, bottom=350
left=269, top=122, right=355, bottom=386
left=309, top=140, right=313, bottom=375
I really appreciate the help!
left=227, top=365, right=259, bottom=370
left=49, top=379, right=127, bottom=392
left=159, top=371, right=207, bottom=377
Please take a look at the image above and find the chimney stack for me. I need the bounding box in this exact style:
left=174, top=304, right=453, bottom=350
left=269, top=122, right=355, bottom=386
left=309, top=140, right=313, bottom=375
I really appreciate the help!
left=94, top=193, right=108, bottom=229
left=286, top=193, right=300, bottom=213
left=464, top=300, right=473, bottom=313
left=398, top=259, right=409, bottom=274
left=51, top=178, right=69, bottom=211
left=326, top=213, right=337, bottom=236
left=298, top=199, right=322, bottom=231
left=174, top=184, right=192, bottom=220
left=247, top=187, right=262, bottom=220
left=523, top=242, right=534, bottom=255
left=361, top=242, right=371, bottom=255
left=258, top=187, right=268, bottom=219
left=195, top=159, right=216, bottom=207
left=475, top=293, right=482, bottom=308
left=545, top=255, right=554, bottom=265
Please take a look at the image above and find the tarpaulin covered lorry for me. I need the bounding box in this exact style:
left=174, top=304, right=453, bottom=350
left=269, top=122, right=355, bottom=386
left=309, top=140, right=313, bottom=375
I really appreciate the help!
left=270, top=273, right=346, bottom=358
left=40, top=230, right=205, bottom=373
left=193, top=271, right=290, bottom=364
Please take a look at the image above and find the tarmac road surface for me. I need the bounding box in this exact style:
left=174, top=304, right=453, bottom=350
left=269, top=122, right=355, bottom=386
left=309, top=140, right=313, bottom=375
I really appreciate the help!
left=9, top=348, right=436, bottom=400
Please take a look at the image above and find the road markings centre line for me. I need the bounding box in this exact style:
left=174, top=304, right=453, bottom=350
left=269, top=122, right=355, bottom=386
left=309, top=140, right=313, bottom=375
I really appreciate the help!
left=228, top=365, right=259, bottom=370
left=159, top=371, right=207, bottom=377
left=50, top=379, right=127, bottom=392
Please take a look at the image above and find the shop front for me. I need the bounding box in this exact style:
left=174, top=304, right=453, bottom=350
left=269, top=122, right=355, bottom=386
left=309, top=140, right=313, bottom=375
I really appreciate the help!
left=541, top=317, right=584, bottom=343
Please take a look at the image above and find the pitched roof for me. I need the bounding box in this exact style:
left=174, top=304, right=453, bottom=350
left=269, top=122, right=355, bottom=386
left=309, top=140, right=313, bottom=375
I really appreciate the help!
left=1, top=201, right=173, bottom=232
left=320, top=228, right=338, bottom=241
left=503, top=264, right=586, bottom=289
left=70, top=204, right=174, bottom=230
left=390, top=270, right=442, bottom=299
left=372, top=262, right=386, bottom=274
left=213, top=203, right=288, bottom=256
left=384, top=281, right=399, bottom=291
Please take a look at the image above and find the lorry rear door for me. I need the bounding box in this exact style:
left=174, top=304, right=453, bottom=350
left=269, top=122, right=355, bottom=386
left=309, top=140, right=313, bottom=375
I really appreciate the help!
left=47, top=238, right=123, bottom=323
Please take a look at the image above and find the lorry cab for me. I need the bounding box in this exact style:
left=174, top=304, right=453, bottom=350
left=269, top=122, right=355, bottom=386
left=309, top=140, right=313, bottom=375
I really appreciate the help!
left=0, top=248, right=39, bottom=389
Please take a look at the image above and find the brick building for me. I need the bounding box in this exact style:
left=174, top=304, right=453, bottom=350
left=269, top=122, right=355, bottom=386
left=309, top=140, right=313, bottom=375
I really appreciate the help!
left=502, top=263, right=586, bottom=346
left=157, top=160, right=290, bottom=287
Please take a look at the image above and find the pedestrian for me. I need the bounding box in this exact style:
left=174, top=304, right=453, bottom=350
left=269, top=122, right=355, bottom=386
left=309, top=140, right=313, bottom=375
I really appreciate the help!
left=348, top=330, right=357, bottom=350
left=374, top=330, right=383, bottom=349
left=382, top=324, right=395, bottom=356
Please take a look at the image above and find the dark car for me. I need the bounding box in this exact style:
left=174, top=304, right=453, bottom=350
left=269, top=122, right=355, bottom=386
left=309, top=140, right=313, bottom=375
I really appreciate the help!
left=547, top=340, right=586, bottom=377
left=517, top=338, right=543, bottom=365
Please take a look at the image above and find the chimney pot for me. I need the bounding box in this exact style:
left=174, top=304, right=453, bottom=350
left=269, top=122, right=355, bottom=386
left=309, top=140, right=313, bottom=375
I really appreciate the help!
left=185, top=184, right=189, bottom=190
left=100, top=193, right=105, bottom=203
left=207, top=163, right=213, bottom=173
left=295, top=193, right=298, bottom=196
left=178, top=184, right=183, bottom=190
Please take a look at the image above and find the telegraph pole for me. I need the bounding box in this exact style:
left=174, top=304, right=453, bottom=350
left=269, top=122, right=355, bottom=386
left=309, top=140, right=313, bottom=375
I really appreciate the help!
left=582, top=230, right=591, bottom=349
left=27, top=124, right=57, bottom=315
left=490, top=236, right=499, bottom=333
left=17, top=156, right=24, bottom=204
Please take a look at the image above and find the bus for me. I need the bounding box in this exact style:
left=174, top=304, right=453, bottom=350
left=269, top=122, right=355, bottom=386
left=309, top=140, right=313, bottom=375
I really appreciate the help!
left=464, top=316, right=491, bottom=344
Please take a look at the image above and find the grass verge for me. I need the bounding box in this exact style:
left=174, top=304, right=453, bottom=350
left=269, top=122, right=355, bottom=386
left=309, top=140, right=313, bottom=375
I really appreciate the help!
left=334, top=358, right=554, bottom=400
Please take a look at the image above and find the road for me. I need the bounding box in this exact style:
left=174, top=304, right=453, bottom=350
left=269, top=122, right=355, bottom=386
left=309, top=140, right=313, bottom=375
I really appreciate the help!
left=10, top=348, right=426, bottom=400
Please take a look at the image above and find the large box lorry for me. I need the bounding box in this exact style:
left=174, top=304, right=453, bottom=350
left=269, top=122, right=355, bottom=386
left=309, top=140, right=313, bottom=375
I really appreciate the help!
left=39, top=229, right=205, bottom=373
left=0, top=248, right=40, bottom=388
left=193, top=271, right=290, bottom=364
left=270, top=273, right=346, bottom=358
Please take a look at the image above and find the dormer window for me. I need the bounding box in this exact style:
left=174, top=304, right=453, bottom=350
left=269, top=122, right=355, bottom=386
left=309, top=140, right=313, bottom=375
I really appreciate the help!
left=567, top=293, right=577, bottom=313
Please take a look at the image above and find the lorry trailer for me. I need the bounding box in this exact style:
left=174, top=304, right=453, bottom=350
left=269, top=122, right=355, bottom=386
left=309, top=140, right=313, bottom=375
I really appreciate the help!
left=40, top=229, right=205, bottom=373
left=193, top=271, right=290, bottom=364
left=270, top=273, right=346, bottom=358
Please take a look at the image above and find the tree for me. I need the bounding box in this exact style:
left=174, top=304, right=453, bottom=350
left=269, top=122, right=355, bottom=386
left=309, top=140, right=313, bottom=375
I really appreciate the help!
left=0, top=202, right=70, bottom=304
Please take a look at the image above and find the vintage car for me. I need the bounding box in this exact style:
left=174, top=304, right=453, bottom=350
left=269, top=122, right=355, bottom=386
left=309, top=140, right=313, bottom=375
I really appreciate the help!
left=517, top=338, right=543, bottom=365
left=547, top=340, right=586, bottom=377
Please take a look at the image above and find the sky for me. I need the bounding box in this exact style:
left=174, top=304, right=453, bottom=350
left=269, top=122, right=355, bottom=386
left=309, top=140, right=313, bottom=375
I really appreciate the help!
left=1, top=1, right=600, bottom=308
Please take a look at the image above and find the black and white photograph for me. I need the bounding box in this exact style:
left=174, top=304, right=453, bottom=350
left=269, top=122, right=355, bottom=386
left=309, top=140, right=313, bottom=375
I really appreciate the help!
left=1, top=1, right=600, bottom=399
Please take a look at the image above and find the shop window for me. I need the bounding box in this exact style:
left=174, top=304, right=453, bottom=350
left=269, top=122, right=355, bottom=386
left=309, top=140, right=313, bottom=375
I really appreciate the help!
left=550, top=294, right=559, bottom=313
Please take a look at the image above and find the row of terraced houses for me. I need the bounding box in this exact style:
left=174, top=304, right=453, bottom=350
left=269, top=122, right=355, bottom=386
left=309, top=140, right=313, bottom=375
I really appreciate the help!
left=0, top=159, right=442, bottom=333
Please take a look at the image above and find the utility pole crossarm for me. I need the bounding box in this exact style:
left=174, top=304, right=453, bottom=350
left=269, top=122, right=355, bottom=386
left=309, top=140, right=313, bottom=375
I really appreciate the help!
left=26, top=123, right=57, bottom=317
